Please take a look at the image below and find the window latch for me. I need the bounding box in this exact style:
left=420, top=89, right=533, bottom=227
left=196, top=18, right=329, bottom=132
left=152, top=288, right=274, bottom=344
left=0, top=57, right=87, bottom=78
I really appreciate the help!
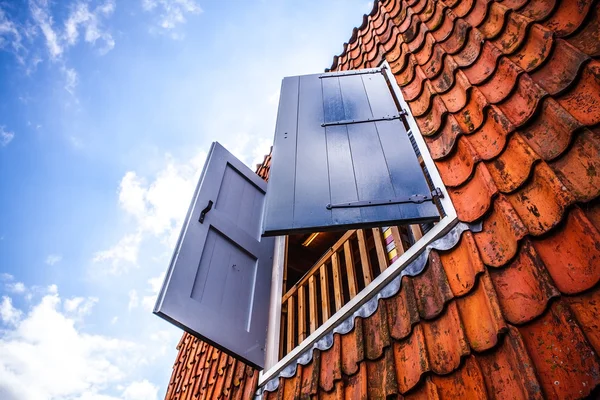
left=326, top=188, right=443, bottom=210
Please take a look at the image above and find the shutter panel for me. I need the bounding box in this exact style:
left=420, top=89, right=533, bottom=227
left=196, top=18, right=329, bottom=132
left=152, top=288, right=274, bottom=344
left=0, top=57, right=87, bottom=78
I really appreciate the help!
left=154, top=142, right=275, bottom=369
left=263, top=68, right=440, bottom=236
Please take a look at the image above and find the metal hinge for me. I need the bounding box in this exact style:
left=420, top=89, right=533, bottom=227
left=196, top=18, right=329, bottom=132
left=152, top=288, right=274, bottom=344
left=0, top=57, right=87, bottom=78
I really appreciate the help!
left=322, top=109, right=407, bottom=127
left=326, top=187, right=444, bottom=210
left=319, top=66, right=385, bottom=79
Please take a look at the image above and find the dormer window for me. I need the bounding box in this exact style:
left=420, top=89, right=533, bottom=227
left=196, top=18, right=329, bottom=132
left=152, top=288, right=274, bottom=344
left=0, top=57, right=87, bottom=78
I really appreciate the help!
left=153, top=63, right=457, bottom=373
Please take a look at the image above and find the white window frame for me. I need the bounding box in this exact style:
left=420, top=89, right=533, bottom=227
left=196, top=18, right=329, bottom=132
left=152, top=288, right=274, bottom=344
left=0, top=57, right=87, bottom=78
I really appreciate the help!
left=258, top=60, right=458, bottom=386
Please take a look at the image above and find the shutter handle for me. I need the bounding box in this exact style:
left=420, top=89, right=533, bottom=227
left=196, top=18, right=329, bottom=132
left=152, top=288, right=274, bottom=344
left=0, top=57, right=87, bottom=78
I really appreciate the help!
left=199, top=200, right=213, bottom=223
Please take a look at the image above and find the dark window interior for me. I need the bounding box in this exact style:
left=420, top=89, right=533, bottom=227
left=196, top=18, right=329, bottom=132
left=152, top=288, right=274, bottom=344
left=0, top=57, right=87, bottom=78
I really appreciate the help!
left=284, top=231, right=345, bottom=292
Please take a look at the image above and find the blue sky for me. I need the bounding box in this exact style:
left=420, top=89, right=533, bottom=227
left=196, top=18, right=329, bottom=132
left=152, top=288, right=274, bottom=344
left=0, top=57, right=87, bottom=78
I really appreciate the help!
left=0, top=0, right=369, bottom=398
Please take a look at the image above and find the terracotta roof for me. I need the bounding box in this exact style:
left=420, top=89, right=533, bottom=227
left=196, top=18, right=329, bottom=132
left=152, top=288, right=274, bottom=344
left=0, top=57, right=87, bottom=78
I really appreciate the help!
left=165, top=1, right=600, bottom=398
left=164, top=331, right=259, bottom=399
left=263, top=0, right=600, bottom=398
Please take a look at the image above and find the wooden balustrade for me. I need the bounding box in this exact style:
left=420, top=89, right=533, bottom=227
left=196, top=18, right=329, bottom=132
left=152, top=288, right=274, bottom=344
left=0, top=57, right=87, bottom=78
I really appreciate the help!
left=279, top=225, right=421, bottom=358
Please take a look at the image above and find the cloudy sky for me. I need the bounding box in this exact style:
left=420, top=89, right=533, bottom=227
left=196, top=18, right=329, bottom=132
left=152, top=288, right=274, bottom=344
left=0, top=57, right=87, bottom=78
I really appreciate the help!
left=0, top=0, right=369, bottom=399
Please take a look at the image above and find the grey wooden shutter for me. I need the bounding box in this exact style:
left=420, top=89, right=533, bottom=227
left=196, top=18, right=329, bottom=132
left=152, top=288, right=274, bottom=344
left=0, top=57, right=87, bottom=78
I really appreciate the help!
left=154, top=142, right=275, bottom=369
left=263, top=68, right=440, bottom=236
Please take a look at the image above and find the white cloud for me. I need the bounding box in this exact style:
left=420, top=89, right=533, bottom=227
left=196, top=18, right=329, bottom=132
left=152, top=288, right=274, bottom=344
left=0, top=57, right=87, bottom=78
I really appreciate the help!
left=64, top=0, right=116, bottom=55
left=93, top=151, right=206, bottom=275
left=64, top=296, right=98, bottom=318
left=142, top=0, right=202, bottom=34
left=110, top=316, right=118, bottom=324
left=0, top=290, right=147, bottom=400
left=127, top=290, right=139, bottom=311
left=122, top=379, right=158, bottom=400
left=45, top=254, right=62, bottom=266
left=0, top=126, right=14, bottom=147
left=63, top=67, right=78, bottom=94
left=6, top=282, right=26, bottom=294
left=29, top=0, right=63, bottom=60
left=92, top=232, right=142, bottom=275
left=0, top=7, right=24, bottom=61
left=0, top=297, right=22, bottom=326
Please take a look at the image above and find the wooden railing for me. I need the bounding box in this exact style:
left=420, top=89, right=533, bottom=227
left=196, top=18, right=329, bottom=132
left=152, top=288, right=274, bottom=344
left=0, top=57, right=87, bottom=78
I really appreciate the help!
left=279, top=225, right=420, bottom=358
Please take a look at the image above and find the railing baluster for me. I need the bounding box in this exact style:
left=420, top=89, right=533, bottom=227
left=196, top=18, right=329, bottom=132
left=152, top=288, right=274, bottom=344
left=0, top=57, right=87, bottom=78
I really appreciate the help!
left=390, top=226, right=406, bottom=257
left=372, top=227, right=388, bottom=273
left=319, top=264, right=330, bottom=321
left=286, top=296, right=295, bottom=354
left=308, top=276, right=318, bottom=334
left=411, top=224, right=423, bottom=242
left=357, top=229, right=373, bottom=286
left=344, top=239, right=358, bottom=298
left=297, top=285, right=306, bottom=343
left=331, top=253, right=344, bottom=311
left=279, top=311, right=285, bottom=359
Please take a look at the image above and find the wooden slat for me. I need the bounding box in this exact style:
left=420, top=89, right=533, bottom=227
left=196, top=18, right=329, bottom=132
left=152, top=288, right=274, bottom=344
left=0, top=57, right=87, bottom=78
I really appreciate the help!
left=319, top=264, right=331, bottom=321
left=390, top=226, right=406, bottom=257
left=279, top=313, right=285, bottom=359
left=344, top=239, right=358, bottom=298
left=357, top=229, right=373, bottom=286
left=286, top=296, right=295, bottom=355
left=298, top=286, right=306, bottom=343
left=282, top=229, right=357, bottom=303
left=331, top=253, right=344, bottom=311
left=372, top=227, right=388, bottom=273
left=411, top=224, right=423, bottom=242
left=308, top=276, right=318, bottom=334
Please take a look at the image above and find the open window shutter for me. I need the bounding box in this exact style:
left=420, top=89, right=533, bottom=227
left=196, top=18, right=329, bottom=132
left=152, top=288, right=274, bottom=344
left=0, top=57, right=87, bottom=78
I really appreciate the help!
left=154, top=142, right=275, bottom=369
left=263, top=68, right=440, bottom=236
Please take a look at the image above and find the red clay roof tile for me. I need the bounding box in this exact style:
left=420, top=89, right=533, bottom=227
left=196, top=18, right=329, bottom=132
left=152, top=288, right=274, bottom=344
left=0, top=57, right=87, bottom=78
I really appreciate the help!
left=490, top=10, right=530, bottom=55
left=519, top=300, right=600, bottom=399
left=366, top=347, right=398, bottom=398
left=565, top=287, right=600, bottom=355
left=465, top=105, right=513, bottom=159
left=477, top=326, right=544, bottom=399
left=392, top=324, right=430, bottom=393
left=453, top=27, right=484, bottom=66
left=531, top=39, right=589, bottom=96
left=435, top=137, right=478, bottom=187
left=550, top=129, right=600, bottom=203
left=518, top=97, right=581, bottom=161
left=438, top=231, right=484, bottom=296
left=485, top=133, right=540, bottom=193
left=455, top=272, right=507, bottom=351
left=566, top=3, right=600, bottom=58
left=473, top=195, right=528, bottom=267
left=542, top=0, right=595, bottom=37
left=363, top=301, right=392, bottom=359
left=557, top=60, right=600, bottom=126
left=422, top=302, right=470, bottom=374
left=506, top=162, right=574, bottom=235
left=425, top=114, right=464, bottom=159
left=412, top=251, right=454, bottom=318
left=509, top=23, right=554, bottom=72
left=429, top=356, right=488, bottom=398
left=385, top=277, right=421, bottom=339
left=447, top=162, right=498, bottom=222
left=517, top=0, right=556, bottom=22
left=532, top=207, right=600, bottom=294
left=479, top=2, right=510, bottom=39
left=463, top=41, right=503, bottom=84
left=488, top=240, right=559, bottom=324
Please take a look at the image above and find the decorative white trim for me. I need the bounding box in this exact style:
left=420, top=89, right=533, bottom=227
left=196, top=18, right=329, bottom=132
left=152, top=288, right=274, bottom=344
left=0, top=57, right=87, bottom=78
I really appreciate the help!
left=258, top=61, right=458, bottom=387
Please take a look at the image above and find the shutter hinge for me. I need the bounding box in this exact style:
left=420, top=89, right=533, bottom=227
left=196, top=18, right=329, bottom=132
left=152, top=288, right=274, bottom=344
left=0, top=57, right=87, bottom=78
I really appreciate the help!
left=326, top=188, right=444, bottom=210
left=322, top=112, right=405, bottom=127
